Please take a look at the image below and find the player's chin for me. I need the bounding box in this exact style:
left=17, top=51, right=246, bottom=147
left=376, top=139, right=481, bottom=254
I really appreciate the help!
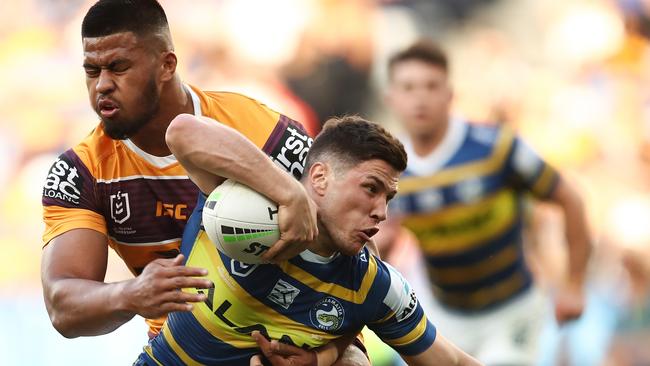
left=339, top=238, right=366, bottom=256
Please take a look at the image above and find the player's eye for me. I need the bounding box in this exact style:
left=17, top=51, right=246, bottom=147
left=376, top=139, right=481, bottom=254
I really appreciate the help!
left=84, top=67, right=100, bottom=77
left=364, top=184, right=378, bottom=194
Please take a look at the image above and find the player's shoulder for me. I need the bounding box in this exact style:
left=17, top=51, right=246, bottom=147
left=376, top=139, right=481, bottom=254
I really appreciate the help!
left=195, top=87, right=278, bottom=116
left=465, top=120, right=515, bottom=149
left=62, top=124, right=117, bottom=173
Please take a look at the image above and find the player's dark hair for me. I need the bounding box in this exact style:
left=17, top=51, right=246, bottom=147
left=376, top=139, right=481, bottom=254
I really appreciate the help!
left=388, top=39, right=448, bottom=76
left=305, top=116, right=407, bottom=174
left=82, top=0, right=170, bottom=39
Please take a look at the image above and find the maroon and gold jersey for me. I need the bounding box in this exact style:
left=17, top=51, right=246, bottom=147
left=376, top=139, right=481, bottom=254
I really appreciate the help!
left=42, top=85, right=312, bottom=334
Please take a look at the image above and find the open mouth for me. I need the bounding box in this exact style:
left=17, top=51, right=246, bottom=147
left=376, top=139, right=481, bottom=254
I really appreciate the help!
left=98, top=99, right=119, bottom=118
left=361, top=228, right=379, bottom=239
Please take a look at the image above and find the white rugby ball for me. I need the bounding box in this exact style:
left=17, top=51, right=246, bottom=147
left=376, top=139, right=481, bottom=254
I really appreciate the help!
left=202, top=179, right=280, bottom=264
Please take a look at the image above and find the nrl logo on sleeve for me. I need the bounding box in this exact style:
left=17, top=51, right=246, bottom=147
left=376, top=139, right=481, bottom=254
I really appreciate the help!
left=110, top=191, right=131, bottom=224
left=43, top=155, right=83, bottom=205
left=272, top=124, right=313, bottom=180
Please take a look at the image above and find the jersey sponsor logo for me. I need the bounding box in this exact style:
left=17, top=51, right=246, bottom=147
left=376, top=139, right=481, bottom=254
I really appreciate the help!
left=384, top=264, right=419, bottom=322
left=271, top=125, right=313, bottom=179
left=267, top=279, right=301, bottom=309
left=43, top=155, right=83, bottom=205
left=397, top=288, right=418, bottom=322
left=155, top=201, right=188, bottom=220
left=230, top=259, right=259, bottom=277
left=310, top=297, right=344, bottom=331
left=110, top=191, right=131, bottom=224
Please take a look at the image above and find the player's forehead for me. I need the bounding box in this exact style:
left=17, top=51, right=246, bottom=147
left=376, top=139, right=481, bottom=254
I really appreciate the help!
left=390, top=59, right=446, bottom=82
left=82, top=32, right=142, bottom=64
left=348, top=159, right=399, bottom=189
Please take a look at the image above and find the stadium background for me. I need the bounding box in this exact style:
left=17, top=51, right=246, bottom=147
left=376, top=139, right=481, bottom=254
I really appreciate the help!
left=1, top=0, right=650, bottom=364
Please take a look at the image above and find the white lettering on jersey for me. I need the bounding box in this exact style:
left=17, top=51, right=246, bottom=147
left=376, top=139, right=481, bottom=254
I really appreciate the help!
left=43, top=155, right=82, bottom=205
left=383, top=263, right=419, bottom=322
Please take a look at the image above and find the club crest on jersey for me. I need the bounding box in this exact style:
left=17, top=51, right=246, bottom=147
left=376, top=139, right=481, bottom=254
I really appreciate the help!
left=267, top=279, right=300, bottom=309
left=110, top=191, right=131, bottom=224
left=310, top=297, right=344, bottom=331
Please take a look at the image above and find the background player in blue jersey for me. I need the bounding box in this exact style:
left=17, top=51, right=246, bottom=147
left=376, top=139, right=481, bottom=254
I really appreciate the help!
left=378, top=40, right=593, bottom=364
left=137, top=116, right=482, bottom=366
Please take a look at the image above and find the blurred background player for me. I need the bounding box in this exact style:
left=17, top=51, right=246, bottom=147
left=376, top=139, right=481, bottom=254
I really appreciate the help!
left=138, top=115, right=482, bottom=366
left=377, top=40, right=593, bottom=365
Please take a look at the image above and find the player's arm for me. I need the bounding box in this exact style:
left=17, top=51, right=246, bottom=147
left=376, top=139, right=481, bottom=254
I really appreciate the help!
left=545, top=177, right=592, bottom=323
left=401, top=334, right=482, bottom=366
left=166, top=114, right=318, bottom=262
left=42, top=229, right=211, bottom=338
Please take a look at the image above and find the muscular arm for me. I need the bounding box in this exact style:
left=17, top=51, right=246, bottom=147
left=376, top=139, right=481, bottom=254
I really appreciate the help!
left=41, top=229, right=211, bottom=338
left=401, top=334, right=482, bottom=366
left=41, top=229, right=131, bottom=338
left=165, top=114, right=318, bottom=261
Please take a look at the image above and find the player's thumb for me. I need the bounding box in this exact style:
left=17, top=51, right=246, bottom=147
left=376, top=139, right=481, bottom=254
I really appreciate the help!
left=249, top=354, right=264, bottom=366
left=170, top=253, right=185, bottom=266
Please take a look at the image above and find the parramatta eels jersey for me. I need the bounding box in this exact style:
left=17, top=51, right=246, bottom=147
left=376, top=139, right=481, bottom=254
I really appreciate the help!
left=139, top=194, right=437, bottom=365
left=391, top=118, right=559, bottom=312
left=41, top=84, right=312, bottom=335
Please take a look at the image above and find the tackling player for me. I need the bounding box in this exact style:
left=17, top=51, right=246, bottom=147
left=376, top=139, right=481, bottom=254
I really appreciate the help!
left=40, top=0, right=366, bottom=364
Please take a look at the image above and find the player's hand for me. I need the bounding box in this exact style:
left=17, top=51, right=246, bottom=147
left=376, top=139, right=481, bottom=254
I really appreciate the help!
left=263, top=180, right=318, bottom=263
left=123, top=254, right=212, bottom=319
left=553, top=280, right=585, bottom=325
left=250, top=331, right=317, bottom=366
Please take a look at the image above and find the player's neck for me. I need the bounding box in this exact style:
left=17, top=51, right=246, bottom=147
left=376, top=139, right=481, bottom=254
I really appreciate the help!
left=129, top=79, right=193, bottom=156
left=307, top=223, right=338, bottom=258
left=409, top=117, right=450, bottom=157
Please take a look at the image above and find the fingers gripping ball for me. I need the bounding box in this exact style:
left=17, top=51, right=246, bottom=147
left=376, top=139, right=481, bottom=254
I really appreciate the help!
left=202, top=179, right=279, bottom=264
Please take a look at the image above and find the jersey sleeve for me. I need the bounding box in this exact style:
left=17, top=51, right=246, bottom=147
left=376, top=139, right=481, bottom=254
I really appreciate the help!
left=367, top=259, right=437, bottom=356
left=262, top=115, right=313, bottom=180
left=201, top=91, right=313, bottom=180
left=504, top=132, right=559, bottom=199
left=42, top=149, right=106, bottom=246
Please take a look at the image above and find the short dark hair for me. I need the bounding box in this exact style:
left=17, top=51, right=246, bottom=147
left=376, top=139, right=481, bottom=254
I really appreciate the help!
left=82, top=0, right=170, bottom=39
left=305, top=116, right=407, bottom=175
left=388, top=39, right=448, bottom=77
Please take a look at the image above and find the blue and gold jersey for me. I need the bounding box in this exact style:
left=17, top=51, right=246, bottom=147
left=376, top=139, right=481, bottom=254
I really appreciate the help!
left=140, top=195, right=436, bottom=365
left=391, top=118, right=559, bottom=312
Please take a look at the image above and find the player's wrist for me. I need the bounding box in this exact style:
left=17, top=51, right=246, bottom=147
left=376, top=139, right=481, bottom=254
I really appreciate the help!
left=113, top=279, right=138, bottom=316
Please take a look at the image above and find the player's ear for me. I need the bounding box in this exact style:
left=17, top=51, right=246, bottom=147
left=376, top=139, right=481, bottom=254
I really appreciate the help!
left=308, top=162, right=328, bottom=196
left=160, top=51, right=177, bottom=82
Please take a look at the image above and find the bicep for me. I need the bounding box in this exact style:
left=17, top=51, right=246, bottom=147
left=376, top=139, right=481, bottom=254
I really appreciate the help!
left=42, top=228, right=109, bottom=284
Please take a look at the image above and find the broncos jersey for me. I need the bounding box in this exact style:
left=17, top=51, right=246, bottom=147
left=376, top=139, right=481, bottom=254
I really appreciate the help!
left=391, top=118, right=559, bottom=312
left=41, top=84, right=312, bottom=335
left=138, top=194, right=437, bottom=365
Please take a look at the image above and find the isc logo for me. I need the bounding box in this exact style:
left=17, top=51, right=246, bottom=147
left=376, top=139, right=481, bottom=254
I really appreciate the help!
left=155, top=201, right=188, bottom=220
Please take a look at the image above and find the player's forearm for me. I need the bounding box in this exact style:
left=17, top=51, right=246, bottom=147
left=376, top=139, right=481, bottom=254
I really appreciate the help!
left=166, top=114, right=298, bottom=204
left=554, top=180, right=592, bottom=285
left=44, top=278, right=134, bottom=338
